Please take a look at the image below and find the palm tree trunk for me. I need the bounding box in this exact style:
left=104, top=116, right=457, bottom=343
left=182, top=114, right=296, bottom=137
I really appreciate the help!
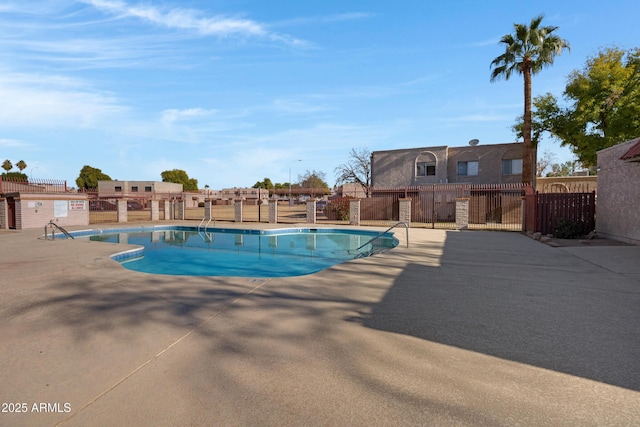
left=522, top=66, right=534, bottom=186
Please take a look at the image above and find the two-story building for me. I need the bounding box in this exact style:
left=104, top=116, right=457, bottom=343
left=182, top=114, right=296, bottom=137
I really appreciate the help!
left=371, top=142, right=523, bottom=187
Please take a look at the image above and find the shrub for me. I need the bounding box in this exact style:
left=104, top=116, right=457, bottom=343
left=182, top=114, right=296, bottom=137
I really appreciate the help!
left=325, top=196, right=354, bottom=221
left=553, top=218, right=584, bottom=239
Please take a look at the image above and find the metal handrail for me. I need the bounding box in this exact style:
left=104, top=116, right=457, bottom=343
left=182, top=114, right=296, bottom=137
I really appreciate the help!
left=355, top=221, right=409, bottom=251
left=45, top=220, right=74, bottom=240
left=198, top=216, right=215, bottom=231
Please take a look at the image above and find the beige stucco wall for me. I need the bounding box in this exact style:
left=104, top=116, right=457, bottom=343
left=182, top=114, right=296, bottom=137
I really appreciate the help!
left=98, top=180, right=183, bottom=196
left=12, top=193, right=89, bottom=230
left=447, top=143, right=522, bottom=184
left=596, top=138, right=640, bottom=244
left=536, top=176, right=597, bottom=194
left=371, top=146, right=448, bottom=187
left=371, top=143, right=523, bottom=187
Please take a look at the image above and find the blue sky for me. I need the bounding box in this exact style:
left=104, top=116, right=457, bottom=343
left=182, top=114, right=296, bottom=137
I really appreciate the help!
left=1, top=0, right=638, bottom=189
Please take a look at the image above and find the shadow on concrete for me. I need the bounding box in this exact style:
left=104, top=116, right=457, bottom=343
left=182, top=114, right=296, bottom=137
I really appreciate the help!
left=363, top=231, right=640, bottom=392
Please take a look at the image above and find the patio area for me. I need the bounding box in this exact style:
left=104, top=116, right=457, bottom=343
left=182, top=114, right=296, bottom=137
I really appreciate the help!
left=1, top=223, right=639, bottom=426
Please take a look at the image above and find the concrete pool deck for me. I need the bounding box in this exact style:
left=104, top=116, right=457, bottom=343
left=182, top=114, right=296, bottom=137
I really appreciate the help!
left=1, top=222, right=639, bottom=426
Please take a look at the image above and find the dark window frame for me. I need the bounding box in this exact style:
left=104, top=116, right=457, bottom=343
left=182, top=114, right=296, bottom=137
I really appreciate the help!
left=457, top=161, right=478, bottom=176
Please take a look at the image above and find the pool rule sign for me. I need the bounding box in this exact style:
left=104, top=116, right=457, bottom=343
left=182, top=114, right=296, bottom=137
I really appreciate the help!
left=69, top=200, right=86, bottom=210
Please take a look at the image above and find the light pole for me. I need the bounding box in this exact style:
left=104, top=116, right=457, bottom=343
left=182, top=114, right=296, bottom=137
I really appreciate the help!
left=29, top=167, right=38, bottom=182
left=289, top=159, right=301, bottom=202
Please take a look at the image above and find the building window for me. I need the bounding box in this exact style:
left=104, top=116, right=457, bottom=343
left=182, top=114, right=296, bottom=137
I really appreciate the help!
left=457, top=161, right=478, bottom=176
left=502, top=159, right=523, bottom=175
left=145, top=186, right=152, bottom=192
left=416, top=162, right=436, bottom=176
left=131, top=186, right=138, bottom=192
left=416, top=151, right=437, bottom=177
left=115, top=186, right=122, bottom=192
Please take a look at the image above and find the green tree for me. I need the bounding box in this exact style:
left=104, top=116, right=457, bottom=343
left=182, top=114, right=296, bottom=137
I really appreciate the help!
left=15, top=160, right=27, bottom=172
left=334, top=147, right=372, bottom=197
left=299, top=169, right=329, bottom=190
left=2, top=159, right=13, bottom=172
left=546, top=161, right=577, bottom=177
left=161, top=169, right=198, bottom=191
left=525, top=47, right=640, bottom=167
left=491, top=14, right=570, bottom=186
left=297, top=170, right=329, bottom=197
left=76, top=165, right=112, bottom=190
left=253, top=178, right=274, bottom=190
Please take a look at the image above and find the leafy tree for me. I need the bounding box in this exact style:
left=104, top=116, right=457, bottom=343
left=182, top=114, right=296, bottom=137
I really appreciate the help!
left=546, top=161, right=578, bottom=177
left=523, top=47, right=640, bottom=167
left=298, top=170, right=329, bottom=190
left=491, top=14, right=570, bottom=185
left=295, top=170, right=329, bottom=198
left=161, top=169, right=198, bottom=191
left=253, top=178, right=274, bottom=190
left=334, top=147, right=372, bottom=197
left=76, top=165, right=112, bottom=190
left=15, top=160, right=27, bottom=172
left=2, top=159, right=12, bottom=172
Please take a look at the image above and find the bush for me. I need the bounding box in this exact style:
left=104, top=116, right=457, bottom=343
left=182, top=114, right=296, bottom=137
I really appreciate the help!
left=553, top=218, right=584, bottom=239
left=325, top=196, right=354, bottom=221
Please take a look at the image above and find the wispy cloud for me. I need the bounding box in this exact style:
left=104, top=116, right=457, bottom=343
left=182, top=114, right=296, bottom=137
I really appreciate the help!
left=469, top=36, right=501, bottom=48
left=82, top=0, right=309, bottom=46
left=273, top=12, right=374, bottom=27
left=0, top=138, right=29, bottom=148
left=0, top=71, right=127, bottom=128
left=269, top=99, right=330, bottom=115
left=161, top=108, right=219, bottom=123
left=444, top=113, right=513, bottom=123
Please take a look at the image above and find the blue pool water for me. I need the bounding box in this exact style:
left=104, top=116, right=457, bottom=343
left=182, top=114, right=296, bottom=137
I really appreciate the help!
left=74, top=226, right=398, bottom=277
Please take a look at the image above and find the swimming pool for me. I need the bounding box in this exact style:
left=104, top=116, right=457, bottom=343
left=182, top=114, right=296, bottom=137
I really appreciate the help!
left=73, top=226, right=398, bottom=277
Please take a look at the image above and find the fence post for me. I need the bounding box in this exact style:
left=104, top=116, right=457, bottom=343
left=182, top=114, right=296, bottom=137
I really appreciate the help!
left=455, top=198, right=469, bottom=230
left=117, top=199, right=128, bottom=223
left=177, top=200, right=185, bottom=220
left=349, top=199, right=361, bottom=226
left=398, top=198, right=412, bottom=225
left=523, top=185, right=536, bottom=233
left=268, top=199, right=278, bottom=224
left=306, top=200, right=316, bottom=224
left=0, top=198, right=7, bottom=229
left=164, top=200, right=172, bottom=220
left=234, top=199, right=243, bottom=222
left=150, top=200, right=159, bottom=221
left=203, top=199, right=212, bottom=221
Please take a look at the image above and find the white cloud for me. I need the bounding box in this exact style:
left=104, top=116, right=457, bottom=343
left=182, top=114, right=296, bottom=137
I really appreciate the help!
left=270, top=99, right=329, bottom=114
left=272, top=12, right=374, bottom=28
left=0, top=71, right=127, bottom=128
left=83, top=0, right=309, bottom=46
left=0, top=138, right=29, bottom=148
left=161, top=108, right=219, bottom=123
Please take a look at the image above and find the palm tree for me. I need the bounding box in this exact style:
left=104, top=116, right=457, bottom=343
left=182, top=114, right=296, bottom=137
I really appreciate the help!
left=16, top=160, right=27, bottom=172
left=490, top=15, right=569, bottom=186
left=2, top=159, right=12, bottom=173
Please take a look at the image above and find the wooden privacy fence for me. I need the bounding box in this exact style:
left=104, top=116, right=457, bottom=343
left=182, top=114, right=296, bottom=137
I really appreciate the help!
left=535, top=192, right=596, bottom=235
